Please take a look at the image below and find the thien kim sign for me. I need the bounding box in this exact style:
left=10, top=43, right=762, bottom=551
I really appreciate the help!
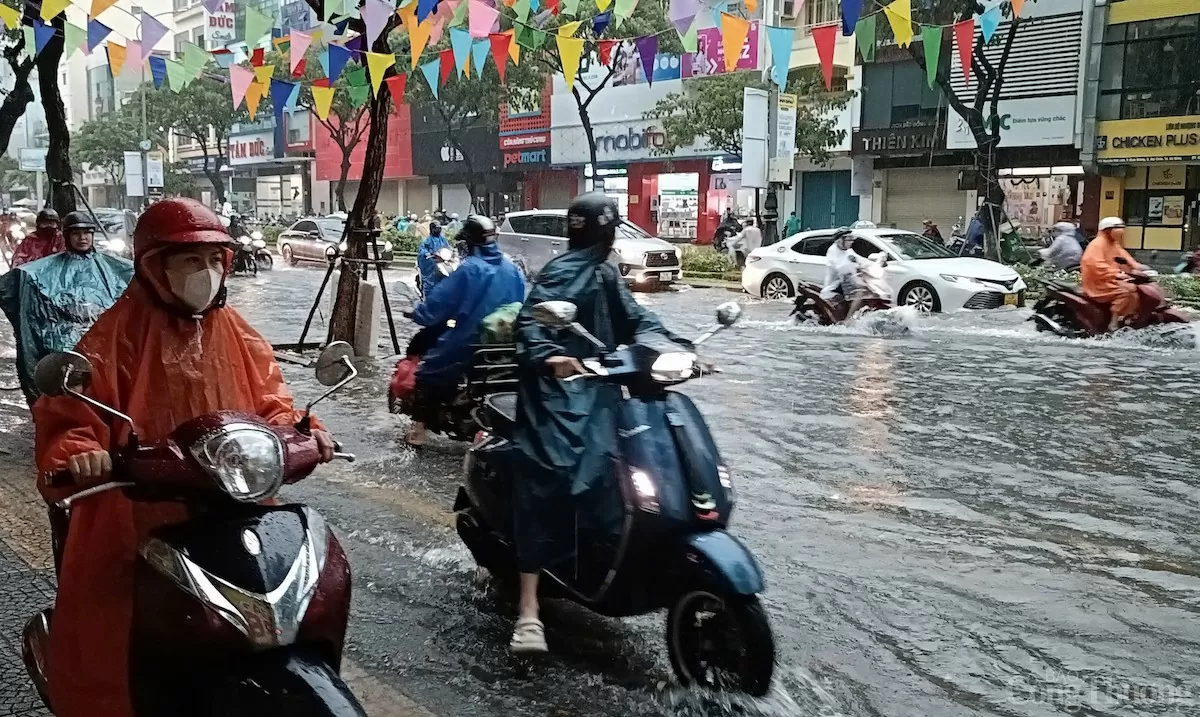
left=1096, top=118, right=1200, bottom=163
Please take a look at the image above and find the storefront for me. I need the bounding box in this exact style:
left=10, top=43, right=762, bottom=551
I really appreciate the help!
left=851, top=123, right=970, bottom=233
left=411, top=105, right=513, bottom=216
left=227, top=124, right=310, bottom=218
left=312, top=106, right=419, bottom=216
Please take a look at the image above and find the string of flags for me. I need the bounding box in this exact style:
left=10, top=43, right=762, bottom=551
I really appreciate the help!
left=18, top=0, right=1024, bottom=124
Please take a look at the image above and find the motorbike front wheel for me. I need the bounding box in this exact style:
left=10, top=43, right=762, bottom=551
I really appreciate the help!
left=256, top=252, right=274, bottom=271
left=667, top=591, right=774, bottom=697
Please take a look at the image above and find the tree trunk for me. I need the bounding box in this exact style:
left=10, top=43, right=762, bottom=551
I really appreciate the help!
left=336, top=157, right=351, bottom=212
left=577, top=99, right=599, bottom=192
left=37, top=16, right=74, bottom=213
left=0, top=60, right=34, bottom=159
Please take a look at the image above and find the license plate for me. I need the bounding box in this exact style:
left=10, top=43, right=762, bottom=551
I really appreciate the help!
left=1003, top=293, right=1018, bottom=306
left=659, top=272, right=673, bottom=281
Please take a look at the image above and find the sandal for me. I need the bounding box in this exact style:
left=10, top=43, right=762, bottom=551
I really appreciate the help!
left=405, top=425, right=427, bottom=447
left=510, top=617, right=548, bottom=655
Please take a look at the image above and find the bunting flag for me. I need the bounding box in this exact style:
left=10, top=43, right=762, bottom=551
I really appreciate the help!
left=489, top=32, right=511, bottom=82
left=385, top=73, right=407, bottom=110
left=765, top=25, right=793, bottom=90
left=719, top=14, right=749, bottom=73
left=270, top=78, right=296, bottom=119
left=439, top=47, right=454, bottom=84
left=450, top=27, right=472, bottom=76
left=310, top=84, right=335, bottom=120
left=22, top=26, right=33, bottom=60
left=230, top=64, right=254, bottom=107
left=597, top=38, right=617, bottom=66
left=243, top=5, right=272, bottom=48
left=250, top=47, right=265, bottom=66
left=363, top=0, right=392, bottom=46
left=745, top=0, right=756, bottom=13
left=254, top=64, right=275, bottom=85
left=345, top=65, right=368, bottom=86
left=680, top=22, right=697, bottom=52
left=91, top=0, right=119, bottom=18
left=318, top=47, right=330, bottom=76
left=504, top=27, right=520, bottom=63
left=855, top=14, right=876, bottom=62
left=347, top=83, right=369, bottom=107
left=840, top=0, right=862, bottom=36
left=420, top=57, right=440, bottom=98
left=417, top=0, right=439, bottom=22
left=561, top=0, right=580, bottom=14
left=592, top=10, right=612, bottom=37
left=140, top=13, right=168, bottom=60
left=614, top=0, right=638, bottom=18
left=31, top=21, right=53, bottom=57
left=978, top=5, right=1000, bottom=43
left=404, top=10, right=432, bottom=68
left=107, top=42, right=127, bottom=77
left=709, top=0, right=726, bottom=30
left=953, top=18, right=973, bottom=82
left=328, top=44, right=352, bottom=83
left=811, top=23, right=837, bottom=90
left=166, top=58, right=188, bottom=91
left=556, top=35, right=583, bottom=89
left=429, top=16, right=448, bottom=44
left=0, top=5, right=17, bottom=30
left=366, top=51, right=394, bottom=95
left=546, top=0, right=560, bottom=14
left=596, top=0, right=612, bottom=12
left=883, top=0, right=913, bottom=48
left=635, top=35, right=656, bottom=85
left=452, top=0, right=470, bottom=26
left=149, top=55, right=167, bottom=88
left=87, top=19, right=112, bottom=52
left=202, top=0, right=224, bottom=12
left=40, top=0, right=71, bottom=22
left=469, top=0, right=499, bottom=38
left=920, top=25, right=942, bottom=87
left=64, top=22, right=86, bottom=58
left=126, top=41, right=143, bottom=71
left=471, top=38, right=489, bottom=76
left=286, top=81, right=301, bottom=110
left=668, top=0, right=697, bottom=37
left=513, top=0, right=530, bottom=21
left=182, top=42, right=211, bottom=77
left=558, top=20, right=582, bottom=37
left=246, top=80, right=265, bottom=119
left=290, top=30, right=313, bottom=73
left=1012, top=0, right=1025, bottom=16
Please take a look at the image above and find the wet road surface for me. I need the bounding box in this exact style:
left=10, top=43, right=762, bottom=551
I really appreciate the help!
left=2, top=263, right=1198, bottom=716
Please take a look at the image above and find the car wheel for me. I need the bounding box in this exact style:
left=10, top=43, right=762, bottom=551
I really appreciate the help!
left=760, top=273, right=794, bottom=299
left=281, top=244, right=297, bottom=266
left=900, top=281, right=940, bottom=312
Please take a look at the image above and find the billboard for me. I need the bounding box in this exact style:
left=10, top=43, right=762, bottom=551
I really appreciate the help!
left=204, top=1, right=236, bottom=50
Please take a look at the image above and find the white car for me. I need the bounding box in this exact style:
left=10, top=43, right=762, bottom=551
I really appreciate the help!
left=741, top=227, right=1026, bottom=312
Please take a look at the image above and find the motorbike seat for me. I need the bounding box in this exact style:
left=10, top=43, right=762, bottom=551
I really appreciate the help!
left=1049, top=280, right=1085, bottom=296
left=482, top=392, right=518, bottom=438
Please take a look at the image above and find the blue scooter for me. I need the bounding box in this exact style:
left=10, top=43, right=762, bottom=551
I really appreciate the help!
left=454, top=300, right=775, bottom=696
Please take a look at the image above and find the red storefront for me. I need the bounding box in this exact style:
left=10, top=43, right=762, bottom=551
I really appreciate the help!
left=499, top=82, right=577, bottom=211
left=313, top=106, right=416, bottom=214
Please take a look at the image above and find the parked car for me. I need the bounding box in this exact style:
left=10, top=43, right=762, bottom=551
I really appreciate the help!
left=91, top=207, right=134, bottom=258
left=278, top=215, right=393, bottom=267
left=741, top=226, right=1026, bottom=312
left=497, top=209, right=682, bottom=286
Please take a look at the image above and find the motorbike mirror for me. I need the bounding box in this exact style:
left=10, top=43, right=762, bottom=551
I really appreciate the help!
left=716, top=301, right=743, bottom=327
left=531, top=301, right=578, bottom=328
left=315, top=341, right=355, bottom=387
left=34, top=351, right=92, bottom=397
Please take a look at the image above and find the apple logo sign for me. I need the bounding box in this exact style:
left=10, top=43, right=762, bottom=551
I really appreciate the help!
left=440, top=142, right=464, bottom=162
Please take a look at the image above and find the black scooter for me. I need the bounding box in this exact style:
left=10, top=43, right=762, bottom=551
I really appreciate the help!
left=454, top=300, right=775, bottom=696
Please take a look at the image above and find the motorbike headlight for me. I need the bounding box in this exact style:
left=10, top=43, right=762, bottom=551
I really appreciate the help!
left=383, top=241, right=393, bottom=252
left=252, top=238, right=266, bottom=249
left=629, top=468, right=660, bottom=513
left=251, top=230, right=264, bottom=241
left=190, top=424, right=284, bottom=502
left=106, top=238, right=126, bottom=253
left=239, top=236, right=251, bottom=245
left=650, top=351, right=696, bottom=383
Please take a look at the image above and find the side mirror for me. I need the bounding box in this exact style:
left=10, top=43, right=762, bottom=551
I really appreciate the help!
left=314, top=341, right=354, bottom=387
left=715, top=301, right=742, bottom=327
left=531, top=301, right=578, bottom=328
left=34, top=351, right=93, bottom=397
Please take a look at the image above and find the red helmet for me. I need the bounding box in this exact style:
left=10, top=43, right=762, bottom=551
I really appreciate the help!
left=133, top=198, right=230, bottom=260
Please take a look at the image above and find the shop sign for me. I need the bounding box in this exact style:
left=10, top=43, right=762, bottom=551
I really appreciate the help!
left=204, top=1, right=236, bottom=51
left=553, top=117, right=709, bottom=165
left=851, top=125, right=945, bottom=156
left=946, top=97, right=1074, bottom=150
left=501, top=132, right=550, bottom=168
left=229, top=131, right=276, bottom=166
left=596, top=126, right=668, bottom=153
left=1095, top=117, right=1200, bottom=163
left=775, top=94, right=797, bottom=160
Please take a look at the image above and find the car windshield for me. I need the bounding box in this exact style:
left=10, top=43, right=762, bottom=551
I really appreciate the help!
left=878, top=231, right=955, bottom=260
left=615, top=221, right=653, bottom=241
left=316, top=218, right=345, bottom=240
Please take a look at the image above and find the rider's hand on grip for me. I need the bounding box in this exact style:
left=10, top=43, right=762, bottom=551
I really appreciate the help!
left=66, top=449, right=112, bottom=486
left=546, top=356, right=585, bottom=378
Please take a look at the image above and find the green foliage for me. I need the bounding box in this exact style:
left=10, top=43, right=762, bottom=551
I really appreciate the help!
left=260, top=223, right=286, bottom=246
left=145, top=76, right=248, bottom=202
left=163, top=162, right=197, bottom=196
left=1157, top=274, right=1200, bottom=306
left=680, top=245, right=736, bottom=275
left=382, top=224, right=422, bottom=253
left=0, top=155, right=33, bottom=192
left=645, top=71, right=852, bottom=164
left=74, top=109, right=149, bottom=191
left=1012, top=263, right=1077, bottom=301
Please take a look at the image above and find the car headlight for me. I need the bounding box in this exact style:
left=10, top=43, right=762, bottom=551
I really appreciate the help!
left=251, top=230, right=263, bottom=241
left=252, top=238, right=266, bottom=249
left=339, top=241, right=348, bottom=252
left=106, top=238, right=126, bottom=253
left=650, top=351, right=696, bottom=383
left=190, top=424, right=284, bottom=502
left=383, top=241, right=393, bottom=252
left=629, top=468, right=660, bottom=513
left=747, top=255, right=761, bottom=263
left=940, top=274, right=979, bottom=283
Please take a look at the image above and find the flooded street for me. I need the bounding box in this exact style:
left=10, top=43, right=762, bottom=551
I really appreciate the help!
left=2, top=264, right=1198, bottom=716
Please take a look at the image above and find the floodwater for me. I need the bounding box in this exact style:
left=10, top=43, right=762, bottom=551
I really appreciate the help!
left=3, top=263, right=1198, bottom=717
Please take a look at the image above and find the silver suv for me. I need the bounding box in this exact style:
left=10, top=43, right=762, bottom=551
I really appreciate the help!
left=497, top=209, right=682, bottom=286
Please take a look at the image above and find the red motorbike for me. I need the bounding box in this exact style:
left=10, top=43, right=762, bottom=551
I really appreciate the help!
left=1030, top=265, right=1189, bottom=338
left=24, top=343, right=366, bottom=716
left=791, top=254, right=893, bottom=325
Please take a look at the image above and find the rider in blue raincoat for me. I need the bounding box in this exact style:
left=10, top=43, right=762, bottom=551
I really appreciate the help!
left=415, top=221, right=452, bottom=297
left=506, top=192, right=693, bottom=655
left=404, top=216, right=524, bottom=445
left=0, top=211, right=133, bottom=403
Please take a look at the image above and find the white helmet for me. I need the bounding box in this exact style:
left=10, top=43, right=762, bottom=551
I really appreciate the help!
left=451, top=213, right=459, bottom=219
left=1098, top=216, right=1125, bottom=232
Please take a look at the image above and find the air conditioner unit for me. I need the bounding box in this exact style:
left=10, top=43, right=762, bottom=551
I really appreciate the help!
left=781, top=0, right=797, bottom=19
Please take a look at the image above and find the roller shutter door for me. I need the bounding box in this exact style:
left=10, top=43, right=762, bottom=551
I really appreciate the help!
left=882, top=168, right=965, bottom=235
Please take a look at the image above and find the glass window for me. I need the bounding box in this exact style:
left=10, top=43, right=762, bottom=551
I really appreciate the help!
left=293, top=220, right=317, bottom=234
left=505, top=215, right=532, bottom=233
left=1099, top=43, right=1123, bottom=92
left=878, top=232, right=954, bottom=259
left=800, top=235, right=834, bottom=255
left=804, top=0, right=838, bottom=27
left=1097, top=92, right=1122, bottom=121
left=851, top=238, right=881, bottom=258
left=316, top=218, right=345, bottom=239
left=1104, top=24, right=1126, bottom=43
left=860, top=64, right=893, bottom=130
left=616, top=220, right=652, bottom=240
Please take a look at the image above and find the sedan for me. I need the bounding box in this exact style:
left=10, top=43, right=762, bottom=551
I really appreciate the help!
left=278, top=215, right=393, bottom=266
left=741, top=227, right=1026, bottom=312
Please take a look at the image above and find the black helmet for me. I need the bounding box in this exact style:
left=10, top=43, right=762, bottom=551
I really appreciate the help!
left=460, top=215, right=496, bottom=246
left=566, top=191, right=619, bottom=250
left=63, top=211, right=97, bottom=233
left=36, top=208, right=59, bottom=225
left=429, top=220, right=442, bottom=235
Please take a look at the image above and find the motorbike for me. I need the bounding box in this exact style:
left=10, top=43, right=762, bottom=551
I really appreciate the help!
left=1030, top=259, right=1189, bottom=338
left=24, top=342, right=366, bottom=716
left=232, top=231, right=273, bottom=275
left=454, top=300, right=776, bottom=696
left=414, top=246, right=460, bottom=300
left=792, top=253, right=893, bottom=325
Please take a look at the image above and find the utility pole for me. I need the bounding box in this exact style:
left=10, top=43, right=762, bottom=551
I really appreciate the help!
left=759, top=0, right=782, bottom=246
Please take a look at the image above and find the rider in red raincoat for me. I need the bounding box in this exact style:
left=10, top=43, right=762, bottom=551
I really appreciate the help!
left=32, top=198, right=336, bottom=717
left=11, top=208, right=64, bottom=267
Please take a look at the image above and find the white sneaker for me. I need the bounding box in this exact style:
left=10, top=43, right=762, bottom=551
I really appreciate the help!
left=510, top=617, right=548, bottom=655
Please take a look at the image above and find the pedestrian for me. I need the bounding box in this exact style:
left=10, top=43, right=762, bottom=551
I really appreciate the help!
left=783, top=211, right=801, bottom=239
left=726, top=219, right=762, bottom=268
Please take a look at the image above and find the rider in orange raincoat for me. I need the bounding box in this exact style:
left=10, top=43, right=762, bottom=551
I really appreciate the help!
left=32, top=198, right=336, bottom=717
left=1080, top=216, right=1138, bottom=332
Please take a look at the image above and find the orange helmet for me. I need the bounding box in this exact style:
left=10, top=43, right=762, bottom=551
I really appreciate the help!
left=133, top=198, right=230, bottom=261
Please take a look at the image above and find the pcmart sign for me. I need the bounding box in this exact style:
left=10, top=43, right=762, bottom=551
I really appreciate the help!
left=946, top=96, right=1075, bottom=150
